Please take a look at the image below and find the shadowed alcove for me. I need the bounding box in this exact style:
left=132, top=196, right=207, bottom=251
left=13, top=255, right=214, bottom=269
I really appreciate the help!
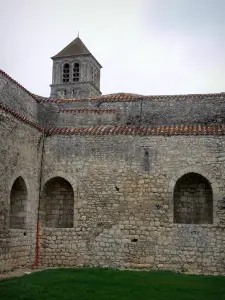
left=41, top=176, right=74, bottom=228
left=10, top=176, right=28, bottom=229
left=173, top=172, right=213, bottom=224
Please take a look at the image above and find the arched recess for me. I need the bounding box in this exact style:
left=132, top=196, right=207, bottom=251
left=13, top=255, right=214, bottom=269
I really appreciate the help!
left=9, top=176, right=28, bottom=229
left=62, top=63, right=70, bottom=83
left=73, top=62, right=80, bottom=82
left=168, top=167, right=220, bottom=224
left=40, top=176, right=74, bottom=228
left=173, top=172, right=213, bottom=224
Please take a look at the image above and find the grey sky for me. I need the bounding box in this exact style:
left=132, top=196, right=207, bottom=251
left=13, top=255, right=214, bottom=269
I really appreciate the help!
left=0, top=0, right=225, bottom=96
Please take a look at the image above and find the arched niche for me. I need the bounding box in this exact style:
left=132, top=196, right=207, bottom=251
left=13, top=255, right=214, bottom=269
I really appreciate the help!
left=10, top=176, right=28, bottom=229
left=40, top=176, right=74, bottom=228
left=173, top=172, right=213, bottom=224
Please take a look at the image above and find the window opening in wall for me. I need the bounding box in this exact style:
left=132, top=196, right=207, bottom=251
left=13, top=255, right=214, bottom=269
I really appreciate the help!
left=10, top=177, right=28, bottom=229
left=173, top=172, right=213, bottom=224
left=73, top=63, right=80, bottom=82
left=40, top=177, right=74, bottom=228
left=63, top=63, right=70, bottom=83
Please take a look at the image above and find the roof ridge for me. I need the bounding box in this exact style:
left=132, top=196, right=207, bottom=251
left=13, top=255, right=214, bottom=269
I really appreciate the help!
left=1, top=69, right=225, bottom=104
left=0, top=101, right=42, bottom=131
left=38, top=92, right=225, bottom=103
left=0, top=69, right=40, bottom=103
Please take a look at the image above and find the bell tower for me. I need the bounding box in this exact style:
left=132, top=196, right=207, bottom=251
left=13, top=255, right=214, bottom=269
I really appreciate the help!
left=50, top=36, right=102, bottom=98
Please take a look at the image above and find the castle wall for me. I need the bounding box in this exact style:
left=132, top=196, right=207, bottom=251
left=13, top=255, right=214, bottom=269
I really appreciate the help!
left=57, top=111, right=122, bottom=127
left=99, top=96, right=225, bottom=125
left=0, top=72, right=38, bottom=123
left=38, top=101, right=59, bottom=127
left=0, top=109, right=42, bottom=272
left=2, top=69, right=225, bottom=275
left=41, top=94, right=225, bottom=128
left=39, top=134, right=225, bottom=275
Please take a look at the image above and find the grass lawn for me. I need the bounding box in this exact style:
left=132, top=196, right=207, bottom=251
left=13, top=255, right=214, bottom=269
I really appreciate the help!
left=0, top=268, right=225, bottom=300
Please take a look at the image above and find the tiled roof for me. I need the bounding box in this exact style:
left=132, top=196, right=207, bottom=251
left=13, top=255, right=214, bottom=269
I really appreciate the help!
left=1, top=69, right=225, bottom=104
left=1, top=101, right=225, bottom=136
left=46, top=125, right=225, bottom=136
left=60, top=108, right=120, bottom=114
left=38, top=93, right=144, bottom=103
left=0, top=69, right=40, bottom=103
left=0, top=102, right=42, bottom=131
left=38, top=92, right=225, bottom=104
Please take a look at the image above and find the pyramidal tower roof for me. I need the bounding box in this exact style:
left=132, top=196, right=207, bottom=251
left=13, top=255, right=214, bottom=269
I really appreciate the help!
left=52, top=35, right=102, bottom=67
left=52, top=36, right=90, bottom=57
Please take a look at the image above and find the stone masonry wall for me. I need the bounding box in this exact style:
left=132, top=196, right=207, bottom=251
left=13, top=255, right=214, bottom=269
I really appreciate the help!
left=39, top=134, right=225, bottom=275
left=2, top=69, right=225, bottom=275
left=0, top=109, right=42, bottom=272
left=9, top=177, right=28, bottom=229
left=99, top=96, right=225, bottom=126
left=0, top=72, right=38, bottom=123
left=39, top=93, right=225, bottom=128
left=57, top=111, right=122, bottom=127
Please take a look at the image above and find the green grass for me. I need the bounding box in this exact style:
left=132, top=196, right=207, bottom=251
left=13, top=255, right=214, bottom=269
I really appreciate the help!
left=0, top=268, right=225, bottom=300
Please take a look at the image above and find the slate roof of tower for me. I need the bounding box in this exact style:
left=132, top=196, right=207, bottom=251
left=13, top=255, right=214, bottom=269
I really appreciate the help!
left=52, top=37, right=90, bottom=58
left=52, top=37, right=102, bottom=67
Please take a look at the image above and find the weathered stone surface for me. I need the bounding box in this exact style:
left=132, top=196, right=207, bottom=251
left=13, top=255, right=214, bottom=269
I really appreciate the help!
left=1, top=43, right=225, bottom=276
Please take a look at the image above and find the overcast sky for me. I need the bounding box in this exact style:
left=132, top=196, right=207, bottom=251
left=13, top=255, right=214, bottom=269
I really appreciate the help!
left=0, top=0, right=225, bottom=96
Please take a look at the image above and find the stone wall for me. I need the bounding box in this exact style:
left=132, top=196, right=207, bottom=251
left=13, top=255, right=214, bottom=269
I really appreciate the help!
left=39, top=134, right=225, bottom=275
left=50, top=54, right=101, bottom=99
left=0, top=72, right=38, bottom=123
left=1, top=69, right=225, bottom=275
left=57, top=110, right=122, bottom=127
left=99, top=96, right=225, bottom=126
left=39, top=93, right=225, bottom=128
left=0, top=109, right=42, bottom=272
left=38, top=101, right=59, bottom=127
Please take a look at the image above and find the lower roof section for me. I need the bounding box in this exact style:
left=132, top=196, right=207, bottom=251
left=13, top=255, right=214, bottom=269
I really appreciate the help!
left=1, top=101, right=225, bottom=136
left=46, top=124, right=225, bottom=136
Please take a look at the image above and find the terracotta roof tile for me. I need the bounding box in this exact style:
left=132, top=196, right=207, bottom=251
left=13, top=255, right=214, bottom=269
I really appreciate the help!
left=1, top=69, right=225, bottom=104
left=45, top=125, right=225, bottom=136
left=1, top=100, right=225, bottom=137
left=38, top=93, right=144, bottom=103
left=38, top=92, right=225, bottom=103
left=0, top=102, right=42, bottom=131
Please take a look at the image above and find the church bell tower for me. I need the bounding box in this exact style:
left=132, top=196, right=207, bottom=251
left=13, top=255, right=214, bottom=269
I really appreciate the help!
left=50, top=35, right=102, bottom=99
